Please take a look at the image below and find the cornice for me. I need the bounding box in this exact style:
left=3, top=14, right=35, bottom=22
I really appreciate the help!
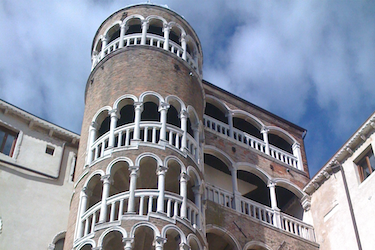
left=304, top=112, right=375, bottom=194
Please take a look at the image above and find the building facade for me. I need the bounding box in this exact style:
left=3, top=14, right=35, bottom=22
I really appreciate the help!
left=305, top=112, right=375, bottom=250
left=0, top=100, right=79, bottom=250
left=62, top=4, right=318, bottom=250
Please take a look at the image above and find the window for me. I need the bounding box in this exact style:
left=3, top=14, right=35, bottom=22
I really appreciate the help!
left=0, top=125, right=18, bottom=157
left=357, top=148, right=375, bottom=182
left=46, top=145, right=55, bottom=155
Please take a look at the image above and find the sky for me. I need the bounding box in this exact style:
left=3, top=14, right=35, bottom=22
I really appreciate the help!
left=1, top=0, right=375, bottom=177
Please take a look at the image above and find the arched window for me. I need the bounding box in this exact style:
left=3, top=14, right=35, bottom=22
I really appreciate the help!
left=204, top=154, right=232, bottom=192
left=169, top=26, right=181, bottom=45
left=102, top=231, right=123, bottom=250
left=110, top=161, right=130, bottom=196
left=141, top=102, right=160, bottom=121
left=148, top=19, right=164, bottom=37
left=133, top=226, right=154, bottom=250
left=137, top=157, right=158, bottom=189
left=205, top=103, right=227, bottom=124
left=237, top=170, right=270, bottom=207
left=125, top=18, right=142, bottom=35
left=165, top=159, right=181, bottom=194
left=86, top=174, right=103, bottom=209
left=268, top=134, right=292, bottom=154
left=107, top=24, right=120, bottom=44
left=276, top=186, right=303, bottom=220
left=167, top=105, right=180, bottom=127
left=164, top=229, right=181, bottom=250
left=97, top=116, right=110, bottom=139
left=117, top=104, right=135, bottom=127
left=233, top=117, right=262, bottom=140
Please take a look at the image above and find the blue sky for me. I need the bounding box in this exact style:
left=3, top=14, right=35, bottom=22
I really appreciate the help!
left=1, top=0, right=375, bottom=177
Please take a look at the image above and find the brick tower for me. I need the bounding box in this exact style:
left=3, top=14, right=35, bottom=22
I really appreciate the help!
left=65, top=3, right=318, bottom=250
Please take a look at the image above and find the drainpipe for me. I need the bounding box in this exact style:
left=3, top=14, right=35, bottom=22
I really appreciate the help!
left=333, top=161, right=362, bottom=250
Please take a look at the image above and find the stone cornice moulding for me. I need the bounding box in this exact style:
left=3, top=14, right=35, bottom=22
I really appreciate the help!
left=304, top=112, right=375, bottom=194
left=0, top=99, right=80, bottom=144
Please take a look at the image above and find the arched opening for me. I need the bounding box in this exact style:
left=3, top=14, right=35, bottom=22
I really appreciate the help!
left=97, top=113, right=110, bottom=140
left=205, top=103, right=227, bottom=124
left=164, top=229, right=181, bottom=250
left=207, top=231, right=236, bottom=250
left=167, top=105, right=180, bottom=128
left=204, top=154, right=232, bottom=191
left=79, top=244, right=92, bottom=250
left=86, top=174, right=103, bottom=209
left=125, top=18, right=142, bottom=35
left=133, top=226, right=154, bottom=250
left=233, top=117, right=262, bottom=140
left=54, top=238, right=64, bottom=250
left=102, top=231, right=123, bottom=250
left=237, top=170, right=270, bottom=207
left=268, top=133, right=292, bottom=154
left=169, top=26, right=182, bottom=45
left=276, top=186, right=303, bottom=220
left=110, top=161, right=130, bottom=196
left=107, top=24, right=120, bottom=45
left=165, top=159, right=181, bottom=195
left=94, top=39, right=102, bottom=54
left=137, top=157, right=158, bottom=189
left=141, top=102, right=160, bottom=121
left=187, top=168, right=200, bottom=205
left=148, top=18, right=164, bottom=37
left=189, top=238, right=200, bottom=250
left=187, top=118, right=193, bottom=137
left=117, top=99, right=135, bottom=127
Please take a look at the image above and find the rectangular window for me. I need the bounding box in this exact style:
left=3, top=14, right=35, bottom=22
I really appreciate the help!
left=357, top=148, right=375, bottom=182
left=0, top=125, right=18, bottom=157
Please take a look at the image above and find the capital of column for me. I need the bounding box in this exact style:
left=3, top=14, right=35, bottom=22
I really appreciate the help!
left=301, top=195, right=311, bottom=211
left=192, top=185, right=202, bottom=195
left=180, top=172, right=190, bottom=182
left=134, top=102, right=143, bottom=111
left=261, top=127, right=269, bottom=134
left=101, top=35, right=108, bottom=43
left=91, top=121, right=99, bottom=129
left=292, top=142, right=301, bottom=150
left=82, top=187, right=93, bottom=197
left=122, top=237, right=134, bottom=245
left=180, top=33, right=186, bottom=42
left=109, top=109, right=119, bottom=118
left=163, top=23, right=171, bottom=32
left=155, top=236, right=167, bottom=245
left=159, top=102, right=170, bottom=111
left=156, top=165, right=168, bottom=175
left=179, top=242, right=190, bottom=250
left=267, top=181, right=276, bottom=188
left=129, top=166, right=140, bottom=176
left=179, top=109, right=189, bottom=119
left=225, top=111, right=234, bottom=118
left=101, top=174, right=113, bottom=185
left=141, top=20, right=149, bottom=29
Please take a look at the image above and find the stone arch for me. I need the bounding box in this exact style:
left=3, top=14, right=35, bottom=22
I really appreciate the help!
left=106, top=157, right=133, bottom=196
left=93, top=37, right=103, bottom=54
left=164, top=156, right=184, bottom=194
left=146, top=15, right=168, bottom=38
left=165, top=95, right=186, bottom=112
left=162, top=225, right=187, bottom=250
left=49, top=231, right=66, bottom=250
left=205, top=95, right=230, bottom=127
left=136, top=153, right=161, bottom=190
left=130, top=221, right=161, bottom=238
left=204, top=145, right=235, bottom=169
left=84, top=171, right=104, bottom=209
left=206, top=225, right=241, bottom=250
left=98, top=226, right=128, bottom=248
left=123, top=15, right=144, bottom=35
left=187, top=105, right=199, bottom=137
left=235, top=163, right=270, bottom=184
left=185, top=34, right=199, bottom=60
left=76, top=239, right=96, bottom=250
left=131, top=222, right=160, bottom=250
left=135, top=152, right=163, bottom=167
left=104, top=21, right=122, bottom=44
left=139, top=91, right=164, bottom=105
left=267, top=126, right=297, bottom=144
left=187, top=233, right=203, bottom=250
left=83, top=169, right=105, bottom=188
left=243, top=241, right=272, bottom=250
left=113, top=94, right=138, bottom=110
left=166, top=95, right=185, bottom=128
left=92, top=106, right=112, bottom=140
left=168, top=21, right=185, bottom=45
left=187, top=165, right=202, bottom=204
left=272, top=178, right=305, bottom=199
left=232, top=110, right=264, bottom=140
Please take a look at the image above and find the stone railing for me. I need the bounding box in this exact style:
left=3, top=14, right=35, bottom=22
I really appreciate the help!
left=92, top=33, right=199, bottom=75
left=76, top=190, right=200, bottom=241
left=89, top=122, right=198, bottom=163
left=203, top=115, right=299, bottom=169
left=205, top=184, right=315, bottom=242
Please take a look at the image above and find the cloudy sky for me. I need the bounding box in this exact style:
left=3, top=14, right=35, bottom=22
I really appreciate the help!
left=1, top=0, right=375, bottom=176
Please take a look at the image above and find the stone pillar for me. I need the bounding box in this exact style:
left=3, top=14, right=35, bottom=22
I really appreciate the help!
left=119, top=24, right=127, bottom=48
left=181, top=34, right=187, bottom=60
left=108, top=109, right=119, bottom=148
left=227, top=111, right=234, bottom=138
left=268, top=182, right=281, bottom=228
left=141, top=20, right=148, bottom=45
left=180, top=242, right=190, bottom=250
left=87, top=121, right=98, bottom=165
left=101, top=36, right=108, bottom=59
left=123, top=238, right=134, bottom=250
left=163, top=23, right=170, bottom=50
left=192, top=185, right=202, bottom=228
left=77, top=188, right=90, bottom=238
left=293, top=142, right=303, bottom=170
left=127, top=166, right=139, bottom=213
left=159, top=102, right=170, bottom=142
left=192, top=124, right=200, bottom=161
left=155, top=237, right=167, bottom=250
left=133, top=102, right=143, bottom=141
left=180, top=173, right=190, bottom=219
left=230, top=168, right=241, bottom=211
left=180, top=110, right=188, bottom=151
left=99, top=175, right=113, bottom=222
left=261, top=128, right=270, bottom=155
left=157, top=166, right=168, bottom=213
left=91, top=51, right=98, bottom=70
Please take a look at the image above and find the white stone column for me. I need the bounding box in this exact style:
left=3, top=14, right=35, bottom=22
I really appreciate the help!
left=261, top=128, right=270, bottom=155
left=119, top=24, right=127, bottom=48
left=99, top=175, right=113, bottom=223
left=192, top=124, right=200, bottom=161
left=293, top=142, right=303, bottom=170
left=180, top=173, right=189, bottom=219
left=157, top=166, right=168, bottom=213
left=77, top=188, right=90, bottom=238
left=163, top=23, right=170, bottom=50
left=155, top=237, right=167, bottom=250
left=231, top=168, right=241, bottom=211
left=227, top=111, right=234, bottom=138
left=180, top=242, right=190, bottom=250
left=133, top=102, right=143, bottom=141
left=101, top=36, right=108, bottom=59
left=127, top=166, right=139, bottom=213
left=123, top=238, right=134, bottom=250
left=192, top=185, right=202, bottom=228
left=181, top=34, right=187, bottom=60
left=159, top=102, right=170, bottom=142
left=268, top=182, right=281, bottom=228
left=108, top=109, right=119, bottom=148
left=141, top=20, right=149, bottom=45
left=87, top=121, right=98, bottom=165
left=91, top=51, right=99, bottom=70
left=180, top=110, right=188, bottom=151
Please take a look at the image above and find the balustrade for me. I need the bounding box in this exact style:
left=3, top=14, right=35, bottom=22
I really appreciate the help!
left=76, top=190, right=200, bottom=241
left=89, top=122, right=198, bottom=163
left=205, top=184, right=315, bottom=242
left=92, top=33, right=199, bottom=75
left=203, top=115, right=299, bottom=169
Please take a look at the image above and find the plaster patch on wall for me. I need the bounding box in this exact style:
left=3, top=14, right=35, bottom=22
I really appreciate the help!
left=324, top=201, right=339, bottom=222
